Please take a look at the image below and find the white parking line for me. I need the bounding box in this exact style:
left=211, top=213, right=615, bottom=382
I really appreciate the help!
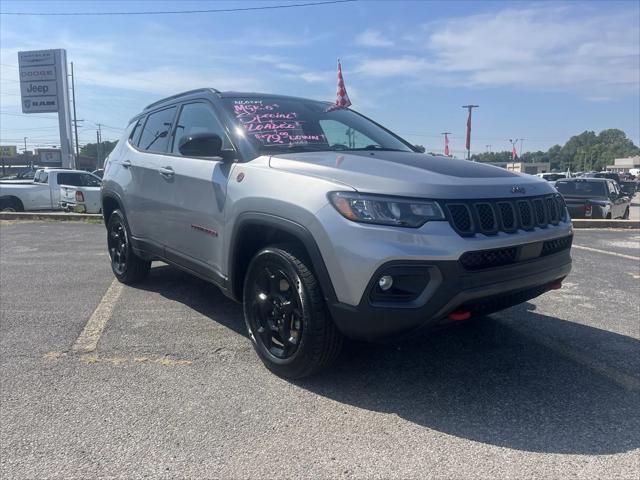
left=572, top=244, right=640, bottom=261
left=72, top=279, right=123, bottom=353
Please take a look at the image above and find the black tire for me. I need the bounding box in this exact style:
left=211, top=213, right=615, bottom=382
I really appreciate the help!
left=243, top=245, right=343, bottom=379
left=106, top=209, right=150, bottom=284
left=0, top=197, right=24, bottom=212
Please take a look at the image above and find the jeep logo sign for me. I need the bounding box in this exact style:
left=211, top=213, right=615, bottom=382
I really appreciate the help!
left=18, top=50, right=62, bottom=114
left=20, top=80, right=57, bottom=97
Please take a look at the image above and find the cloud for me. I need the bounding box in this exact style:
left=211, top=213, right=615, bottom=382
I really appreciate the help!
left=355, top=29, right=393, bottom=47
left=355, top=6, right=640, bottom=97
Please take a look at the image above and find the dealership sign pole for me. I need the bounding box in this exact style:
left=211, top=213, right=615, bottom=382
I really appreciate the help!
left=18, top=49, right=75, bottom=169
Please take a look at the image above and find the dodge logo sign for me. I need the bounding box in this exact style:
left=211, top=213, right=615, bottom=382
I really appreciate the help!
left=511, top=185, right=526, bottom=194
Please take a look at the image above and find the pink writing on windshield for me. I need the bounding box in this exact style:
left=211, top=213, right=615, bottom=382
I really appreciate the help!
left=233, top=101, right=325, bottom=145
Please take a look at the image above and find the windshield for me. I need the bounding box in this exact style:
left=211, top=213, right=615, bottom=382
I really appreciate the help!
left=556, top=181, right=606, bottom=196
left=221, top=96, right=414, bottom=154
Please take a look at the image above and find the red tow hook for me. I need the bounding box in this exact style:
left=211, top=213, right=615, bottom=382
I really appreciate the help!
left=448, top=309, right=472, bottom=321
left=550, top=281, right=563, bottom=290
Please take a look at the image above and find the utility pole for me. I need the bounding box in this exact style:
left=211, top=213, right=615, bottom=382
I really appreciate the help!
left=485, top=144, right=492, bottom=153
left=70, top=62, right=80, bottom=158
left=462, top=105, right=479, bottom=160
left=96, top=124, right=103, bottom=169
left=519, top=138, right=526, bottom=158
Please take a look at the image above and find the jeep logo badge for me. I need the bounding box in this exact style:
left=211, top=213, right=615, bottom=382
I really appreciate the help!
left=511, top=185, right=526, bottom=194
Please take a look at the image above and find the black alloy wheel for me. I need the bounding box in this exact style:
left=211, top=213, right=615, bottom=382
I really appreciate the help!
left=108, top=218, right=128, bottom=276
left=243, top=246, right=343, bottom=378
left=249, top=264, right=304, bottom=360
left=106, top=209, right=150, bottom=284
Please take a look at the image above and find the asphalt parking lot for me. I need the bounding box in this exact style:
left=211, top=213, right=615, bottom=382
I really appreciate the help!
left=1, top=222, right=639, bottom=479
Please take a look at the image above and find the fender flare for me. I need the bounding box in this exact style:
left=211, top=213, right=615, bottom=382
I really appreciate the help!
left=228, top=212, right=337, bottom=304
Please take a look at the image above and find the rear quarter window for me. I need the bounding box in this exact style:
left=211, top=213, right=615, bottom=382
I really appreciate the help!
left=137, top=107, right=177, bottom=153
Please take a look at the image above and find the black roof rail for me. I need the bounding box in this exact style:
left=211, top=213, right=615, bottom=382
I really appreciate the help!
left=143, top=88, right=220, bottom=111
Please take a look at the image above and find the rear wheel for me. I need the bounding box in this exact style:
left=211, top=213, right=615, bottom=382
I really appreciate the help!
left=107, top=209, right=150, bottom=284
left=243, top=246, right=343, bottom=378
left=0, top=197, right=24, bottom=212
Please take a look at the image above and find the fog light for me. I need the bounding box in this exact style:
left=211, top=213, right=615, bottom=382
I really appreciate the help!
left=378, top=275, right=394, bottom=291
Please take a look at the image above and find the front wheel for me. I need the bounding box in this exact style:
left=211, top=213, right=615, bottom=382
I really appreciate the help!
left=106, top=209, right=150, bottom=284
left=243, top=246, right=343, bottom=378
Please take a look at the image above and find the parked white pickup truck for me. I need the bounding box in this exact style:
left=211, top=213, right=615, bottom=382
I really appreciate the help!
left=0, top=168, right=102, bottom=213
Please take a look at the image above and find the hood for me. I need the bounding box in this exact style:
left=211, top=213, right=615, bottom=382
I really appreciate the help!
left=269, top=151, right=555, bottom=199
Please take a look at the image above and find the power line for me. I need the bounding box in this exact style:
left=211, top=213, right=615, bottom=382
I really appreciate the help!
left=0, top=0, right=356, bottom=16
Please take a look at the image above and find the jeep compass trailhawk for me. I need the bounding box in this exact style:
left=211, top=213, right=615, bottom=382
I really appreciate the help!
left=101, top=89, right=572, bottom=378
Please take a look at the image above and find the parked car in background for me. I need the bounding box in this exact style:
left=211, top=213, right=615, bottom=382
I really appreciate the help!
left=536, top=173, right=567, bottom=182
left=555, top=178, right=630, bottom=219
left=584, top=171, right=622, bottom=185
left=620, top=180, right=639, bottom=196
left=0, top=168, right=101, bottom=212
left=59, top=177, right=102, bottom=214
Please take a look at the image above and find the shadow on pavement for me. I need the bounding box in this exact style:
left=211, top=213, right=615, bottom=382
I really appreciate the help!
left=140, top=264, right=640, bottom=455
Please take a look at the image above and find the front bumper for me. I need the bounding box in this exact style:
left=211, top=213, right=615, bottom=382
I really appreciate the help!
left=327, top=244, right=572, bottom=341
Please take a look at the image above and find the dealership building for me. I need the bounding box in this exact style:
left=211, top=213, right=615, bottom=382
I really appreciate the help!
left=606, top=156, right=640, bottom=173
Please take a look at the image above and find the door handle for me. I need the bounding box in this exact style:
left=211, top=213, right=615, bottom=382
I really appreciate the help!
left=159, top=166, right=174, bottom=178
left=122, top=160, right=132, bottom=168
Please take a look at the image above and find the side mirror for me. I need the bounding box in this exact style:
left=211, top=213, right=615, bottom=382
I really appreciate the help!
left=178, top=133, right=222, bottom=158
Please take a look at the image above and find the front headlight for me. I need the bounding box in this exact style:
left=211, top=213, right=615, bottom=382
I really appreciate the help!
left=328, top=192, right=444, bottom=228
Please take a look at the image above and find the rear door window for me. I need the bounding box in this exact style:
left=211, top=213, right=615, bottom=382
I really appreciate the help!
left=57, top=172, right=83, bottom=186
left=80, top=173, right=101, bottom=187
left=138, top=107, right=177, bottom=153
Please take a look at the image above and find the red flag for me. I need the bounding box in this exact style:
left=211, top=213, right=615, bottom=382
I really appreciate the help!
left=465, top=110, right=472, bottom=151
left=335, top=60, right=352, bottom=108
left=444, top=133, right=450, bottom=156
left=512, top=145, right=518, bottom=160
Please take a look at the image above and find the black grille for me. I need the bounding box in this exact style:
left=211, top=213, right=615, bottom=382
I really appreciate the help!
left=443, top=194, right=567, bottom=236
left=498, top=202, right=516, bottom=230
left=460, top=235, right=572, bottom=271
left=476, top=203, right=496, bottom=232
left=447, top=204, right=473, bottom=233
left=533, top=199, right=547, bottom=227
left=460, top=247, right=518, bottom=271
left=541, top=234, right=573, bottom=257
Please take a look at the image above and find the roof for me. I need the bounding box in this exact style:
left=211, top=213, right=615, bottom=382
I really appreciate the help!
left=143, top=88, right=332, bottom=111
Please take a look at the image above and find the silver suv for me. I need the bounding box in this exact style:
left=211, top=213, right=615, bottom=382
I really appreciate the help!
left=102, top=88, right=573, bottom=378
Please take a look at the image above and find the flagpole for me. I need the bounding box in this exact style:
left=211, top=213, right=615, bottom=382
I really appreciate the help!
left=462, top=105, right=479, bottom=161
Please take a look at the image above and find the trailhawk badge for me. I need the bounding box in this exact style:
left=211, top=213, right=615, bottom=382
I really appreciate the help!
left=511, top=185, right=526, bottom=194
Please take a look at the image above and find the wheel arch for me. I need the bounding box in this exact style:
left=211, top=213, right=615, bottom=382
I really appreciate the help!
left=0, top=195, right=25, bottom=211
left=101, top=192, right=125, bottom=225
left=228, top=213, right=337, bottom=304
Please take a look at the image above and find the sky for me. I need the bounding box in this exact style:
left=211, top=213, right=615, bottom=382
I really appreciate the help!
left=0, top=0, right=639, bottom=157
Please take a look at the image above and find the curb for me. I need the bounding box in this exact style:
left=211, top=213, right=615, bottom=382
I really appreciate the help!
left=0, top=212, right=102, bottom=221
left=572, top=219, right=639, bottom=229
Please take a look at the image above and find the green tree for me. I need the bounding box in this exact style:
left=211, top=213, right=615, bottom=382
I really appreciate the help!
left=470, top=129, right=638, bottom=172
left=80, top=141, right=117, bottom=161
